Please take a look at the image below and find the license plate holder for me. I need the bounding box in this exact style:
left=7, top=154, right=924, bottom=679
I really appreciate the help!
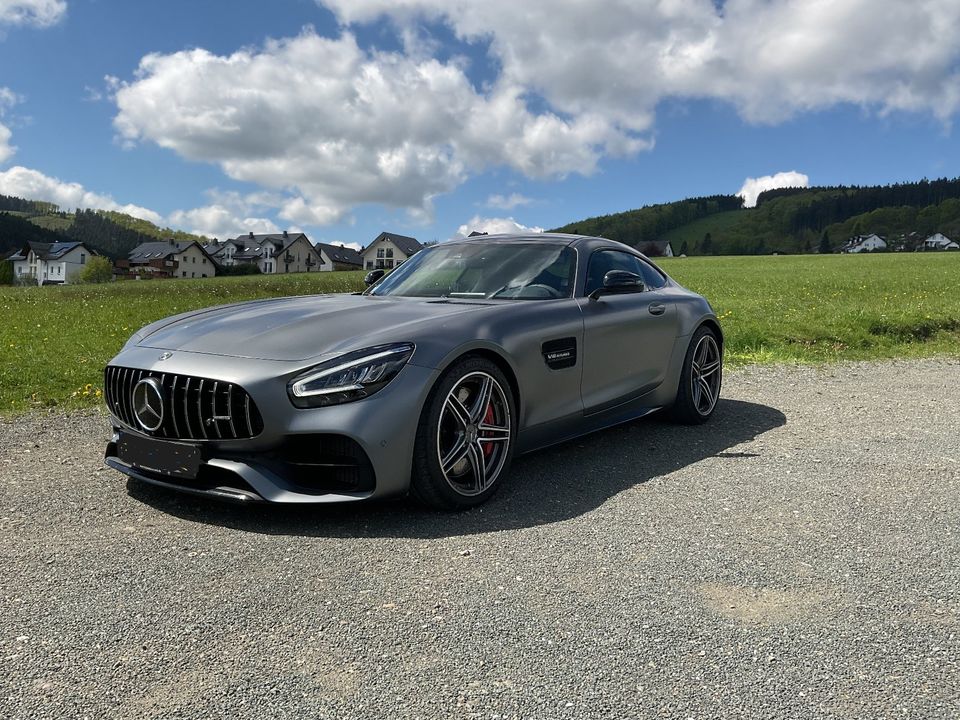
left=118, top=432, right=202, bottom=479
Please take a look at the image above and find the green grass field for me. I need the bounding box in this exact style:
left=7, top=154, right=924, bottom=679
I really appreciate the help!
left=1, top=253, right=958, bottom=412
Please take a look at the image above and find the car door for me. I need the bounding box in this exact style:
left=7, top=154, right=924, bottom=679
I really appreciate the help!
left=578, top=250, right=679, bottom=413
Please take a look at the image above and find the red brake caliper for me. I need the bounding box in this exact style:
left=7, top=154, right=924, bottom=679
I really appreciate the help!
left=481, top=403, right=495, bottom=457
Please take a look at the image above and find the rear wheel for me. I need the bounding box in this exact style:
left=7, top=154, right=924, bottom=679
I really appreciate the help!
left=670, top=326, right=722, bottom=424
left=412, top=357, right=516, bottom=510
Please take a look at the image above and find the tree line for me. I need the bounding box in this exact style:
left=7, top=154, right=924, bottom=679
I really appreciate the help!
left=552, top=177, right=960, bottom=255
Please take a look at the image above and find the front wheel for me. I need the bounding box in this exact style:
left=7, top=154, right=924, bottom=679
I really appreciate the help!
left=670, top=326, right=722, bottom=424
left=411, top=357, right=517, bottom=510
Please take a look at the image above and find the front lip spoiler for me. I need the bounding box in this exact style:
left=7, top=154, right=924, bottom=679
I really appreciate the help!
left=104, top=457, right=265, bottom=504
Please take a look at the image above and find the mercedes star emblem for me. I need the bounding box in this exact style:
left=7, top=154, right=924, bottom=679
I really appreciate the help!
left=132, top=377, right=165, bottom=432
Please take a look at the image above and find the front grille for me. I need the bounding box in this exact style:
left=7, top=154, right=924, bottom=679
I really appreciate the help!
left=104, top=365, right=264, bottom=441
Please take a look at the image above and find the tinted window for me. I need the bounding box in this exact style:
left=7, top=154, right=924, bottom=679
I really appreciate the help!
left=637, top=259, right=667, bottom=289
left=585, top=250, right=644, bottom=295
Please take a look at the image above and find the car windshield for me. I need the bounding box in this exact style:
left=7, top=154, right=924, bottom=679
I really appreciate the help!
left=368, top=242, right=576, bottom=300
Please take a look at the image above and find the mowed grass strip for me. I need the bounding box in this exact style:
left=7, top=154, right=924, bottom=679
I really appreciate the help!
left=660, top=253, right=960, bottom=364
left=0, top=271, right=366, bottom=413
left=1, top=253, right=958, bottom=413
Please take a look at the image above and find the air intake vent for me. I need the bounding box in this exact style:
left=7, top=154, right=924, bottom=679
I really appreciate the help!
left=104, top=366, right=264, bottom=441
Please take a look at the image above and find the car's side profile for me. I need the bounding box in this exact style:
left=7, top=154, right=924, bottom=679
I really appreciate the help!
left=103, top=233, right=722, bottom=509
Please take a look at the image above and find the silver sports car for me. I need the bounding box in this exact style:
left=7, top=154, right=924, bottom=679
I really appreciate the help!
left=104, top=233, right=723, bottom=509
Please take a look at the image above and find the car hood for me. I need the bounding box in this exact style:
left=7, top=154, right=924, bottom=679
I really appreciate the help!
left=134, top=293, right=498, bottom=361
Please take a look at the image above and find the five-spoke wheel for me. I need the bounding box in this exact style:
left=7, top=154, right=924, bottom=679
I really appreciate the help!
left=413, top=358, right=516, bottom=509
left=670, top=325, right=723, bottom=424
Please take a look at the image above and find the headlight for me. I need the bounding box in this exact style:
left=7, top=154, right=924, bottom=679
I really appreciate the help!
left=287, top=343, right=415, bottom=408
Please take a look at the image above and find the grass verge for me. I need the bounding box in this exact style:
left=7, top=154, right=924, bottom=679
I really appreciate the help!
left=1, top=253, right=958, bottom=413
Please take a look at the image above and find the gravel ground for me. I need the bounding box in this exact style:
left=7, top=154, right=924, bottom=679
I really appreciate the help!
left=1, top=358, right=958, bottom=719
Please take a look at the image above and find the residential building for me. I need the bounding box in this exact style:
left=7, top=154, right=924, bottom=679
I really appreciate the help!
left=637, top=240, right=675, bottom=257
left=360, top=232, right=423, bottom=270
left=840, top=234, right=887, bottom=253
left=7, top=241, right=98, bottom=285
left=314, top=242, right=363, bottom=270
left=117, top=239, right=218, bottom=279
left=206, top=238, right=244, bottom=267
left=922, top=233, right=959, bottom=251
left=219, top=231, right=322, bottom=274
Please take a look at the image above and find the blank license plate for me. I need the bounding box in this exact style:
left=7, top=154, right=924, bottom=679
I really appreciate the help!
left=118, top=432, right=202, bottom=479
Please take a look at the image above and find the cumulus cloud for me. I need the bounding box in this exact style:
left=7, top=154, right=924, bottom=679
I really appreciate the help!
left=453, top=215, right=544, bottom=239
left=0, top=0, right=66, bottom=27
left=111, top=30, right=644, bottom=226
left=166, top=205, right=279, bottom=240
left=0, top=86, right=18, bottom=163
left=0, top=166, right=162, bottom=222
left=320, top=0, right=960, bottom=123
left=485, top=192, right=531, bottom=210
left=107, top=2, right=960, bottom=223
left=737, top=171, right=810, bottom=208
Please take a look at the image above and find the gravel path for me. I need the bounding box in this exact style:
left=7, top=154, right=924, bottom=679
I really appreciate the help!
left=1, top=359, right=958, bottom=719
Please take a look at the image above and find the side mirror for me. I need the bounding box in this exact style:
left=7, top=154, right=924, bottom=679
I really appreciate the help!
left=589, top=270, right=644, bottom=300
left=364, top=269, right=385, bottom=287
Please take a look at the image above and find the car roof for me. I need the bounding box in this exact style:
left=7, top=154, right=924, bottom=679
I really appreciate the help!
left=448, top=232, right=641, bottom=254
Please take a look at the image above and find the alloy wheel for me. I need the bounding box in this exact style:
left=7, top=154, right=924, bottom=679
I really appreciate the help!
left=436, top=371, right=512, bottom=496
left=691, top=334, right=721, bottom=416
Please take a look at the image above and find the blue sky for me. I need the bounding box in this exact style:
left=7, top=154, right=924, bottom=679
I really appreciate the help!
left=1, top=0, right=958, bottom=248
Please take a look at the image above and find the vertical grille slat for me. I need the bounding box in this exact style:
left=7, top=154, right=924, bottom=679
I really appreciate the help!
left=169, top=375, right=180, bottom=438
left=226, top=385, right=237, bottom=438
left=120, top=367, right=133, bottom=426
left=196, top=379, right=208, bottom=439
left=210, top=381, right=222, bottom=439
left=243, top=395, right=253, bottom=438
left=182, top=376, right=194, bottom=438
left=104, top=366, right=262, bottom=441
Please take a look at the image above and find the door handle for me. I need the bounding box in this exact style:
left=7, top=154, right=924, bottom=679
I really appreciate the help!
left=648, top=302, right=666, bottom=316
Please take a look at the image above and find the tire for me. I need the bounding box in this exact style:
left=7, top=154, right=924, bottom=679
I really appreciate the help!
left=411, top=356, right=517, bottom=510
left=670, top=325, right=723, bottom=425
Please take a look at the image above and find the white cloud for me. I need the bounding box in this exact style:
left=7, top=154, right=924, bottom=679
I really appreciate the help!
left=0, top=86, right=18, bottom=163
left=453, top=215, right=544, bottom=239
left=737, top=171, right=810, bottom=208
left=0, top=165, right=162, bottom=222
left=106, top=2, right=960, bottom=224
left=0, top=0, right=66, bottom=27
left=167, top=205, right=279, bottom=240
left=112, top=30, right=643, bottom=226
left=485, top=192, right=531, bottom=210
left=0, top=123, right=13, bottom=163
left=0, top=123, right=12, bottom=163
left=320, top=0, right=960, bottom=123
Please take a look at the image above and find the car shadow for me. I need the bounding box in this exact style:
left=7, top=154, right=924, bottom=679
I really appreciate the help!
left=127, top=399, right=786, bottom=538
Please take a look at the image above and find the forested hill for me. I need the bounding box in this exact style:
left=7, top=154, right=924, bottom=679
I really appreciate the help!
left=552, top=177, right=960, bottom=255
left=551, top=194, right=744, bottom=245
left=0, top=212, right=67, bottom=255
left=0, top=194, right=208, bottom=259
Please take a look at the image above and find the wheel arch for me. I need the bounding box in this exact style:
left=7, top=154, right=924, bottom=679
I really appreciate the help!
left=698, top=317, right=724, bottom=349
left=434, top=345, right=522, bottom=420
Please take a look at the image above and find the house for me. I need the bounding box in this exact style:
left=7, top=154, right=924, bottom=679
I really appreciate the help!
left=360, top=232, right=423, bottom=270
left=220, top=231, right=323, bottom=274
left=922, top=233, right=959, bottom=251
left=117, top=239, right=218, bottom=279
left=206, top=238, right=244, bottom=267
left=7, top=241, right=99, bottom=285
left=840, top=234, right=887, bottom=253
left=314, top=242, right=363, bottom=271
left=637, top=240, right=675, bottom=258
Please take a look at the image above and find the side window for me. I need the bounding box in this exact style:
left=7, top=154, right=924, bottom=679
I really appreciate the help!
left=637, top=259, right=667, bottom=289
left=584, top=250, right=644, bottom=295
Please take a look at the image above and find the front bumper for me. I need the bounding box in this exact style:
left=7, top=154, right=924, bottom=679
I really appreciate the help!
left=103, top=345, right=441, bottom=503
